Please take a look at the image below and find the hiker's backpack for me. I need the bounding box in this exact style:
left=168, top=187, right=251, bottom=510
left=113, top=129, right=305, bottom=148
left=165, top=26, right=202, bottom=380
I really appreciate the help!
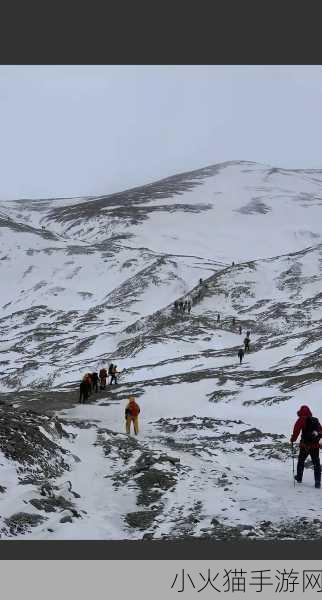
left=301, top=416, right=322, bottom=444
left=99, top=368, right=107, bottom=378
left=128, top=402, right=140, bottom=417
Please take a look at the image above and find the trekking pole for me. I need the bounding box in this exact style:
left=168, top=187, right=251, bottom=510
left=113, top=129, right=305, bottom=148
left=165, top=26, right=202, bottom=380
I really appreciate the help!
left=291, top=443, right=295, bottom=487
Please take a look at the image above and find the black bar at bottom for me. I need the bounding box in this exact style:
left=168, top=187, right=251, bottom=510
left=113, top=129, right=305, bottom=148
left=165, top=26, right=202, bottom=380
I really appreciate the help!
left=0, top=540, right=319, bottom=560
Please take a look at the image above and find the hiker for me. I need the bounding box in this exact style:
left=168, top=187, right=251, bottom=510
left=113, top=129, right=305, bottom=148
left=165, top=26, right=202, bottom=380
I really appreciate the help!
left=174, top=300, right=178, bottom=311
left=291, top=405, right=322, bottom=488
left=246, top=330, right=250, bottom=337
left=108, top=363, right=114, bottom=383
left=187, top=301, right=191, bottom=313
left=183, top=301, right=187, bottom=313
left=232, top=317, right=236, bottom=326
left=239, top=326, right=242, bottom=335
left=99, top=367, right=108, bottom=390
left=82, top=373, right=92, bottom=398
left=217, top=313, right=220, bottom=322
left=110, top=364, right=118, bottom=385
left=232, top=261, right=235, bottom=266
left=244, top=336, right=250, bottom=353
left=199, top=278, right=203, bottom=285
left=91, top=372, right=99, bottom=393
left=238, top=348, right=244, bottom=364
left=125, top=396, right=140, bottom=435
left=79, top=380, right=89, bottom=404
left=178, top=301, right=183, bottom=312
left=84, top=373, right=92, bottom=395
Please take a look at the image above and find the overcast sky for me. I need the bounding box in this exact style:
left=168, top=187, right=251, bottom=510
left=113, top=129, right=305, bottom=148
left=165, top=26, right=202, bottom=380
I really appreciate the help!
left=1, top=65, right=322, bottom=200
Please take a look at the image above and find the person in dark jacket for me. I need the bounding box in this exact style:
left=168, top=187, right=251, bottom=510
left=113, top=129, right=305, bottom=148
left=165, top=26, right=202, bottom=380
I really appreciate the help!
left=232, top=317, right=236, bottom=326
left=83, top=373, right=92, bottom=396
left=79, top=380, right=89, bottom=404
left=108, top=364, right=114, bottom=384
left=110, top=364, right=118, bottom=384
left=217, top=313, right=220, bottom=322
left=237, top=348, right=244, bottom=364
left=174, top=300, right=178, bottom=311
left=291, top=405, right=322, bottom=488
left=187, top=301, right=191, bottom=313
left=244, top=336, right=250, bottom=352
left=91, top=372, right=99, bottom=393
left=239, top=326, right=242, bottom=335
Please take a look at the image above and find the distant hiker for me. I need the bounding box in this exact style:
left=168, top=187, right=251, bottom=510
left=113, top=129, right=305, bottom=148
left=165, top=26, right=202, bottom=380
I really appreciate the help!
left=238, top=348, right=244, bottom=364
left=82, top=373, right=92, bottom=397
left=179, top=301, right=183, bottom=312
left=108, top=363, right=114, bottom=383
left=99, top=367, right=108, bottom=390
left=232, top=317, right=236, bottom=326
left=291, top=405, right=322, bottom=488
left=244, top=336, right=250, bottom=353
left=217, top=313, right=220, bottom=322
left=183, top=301, right=187, bottom=313
left=239, top=326, right=242, bottom=335
left=199, top=278, right=203, bottom=285
left=174, top=301, right=178, bottom=311
left=232, top=261, right=235, bottom=266
left=246, top=330, right=250, bottom=337
left=91, top=372, right=99, bottom=393
left=110, top=364, right=118, bottom=385
left=79, top=380, right=89, bottom=404
left=187, top=301, right=191, bottom=313
left=125, top=396, right=140, bottom=435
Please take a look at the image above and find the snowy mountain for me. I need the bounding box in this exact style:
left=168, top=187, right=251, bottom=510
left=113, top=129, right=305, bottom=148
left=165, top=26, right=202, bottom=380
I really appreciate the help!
left=1, top=160, right=322, bottom=539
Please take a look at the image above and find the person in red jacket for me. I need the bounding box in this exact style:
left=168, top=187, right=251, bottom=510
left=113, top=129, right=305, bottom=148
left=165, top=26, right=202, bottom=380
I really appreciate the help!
left=290, top=405, right=322, bottom=488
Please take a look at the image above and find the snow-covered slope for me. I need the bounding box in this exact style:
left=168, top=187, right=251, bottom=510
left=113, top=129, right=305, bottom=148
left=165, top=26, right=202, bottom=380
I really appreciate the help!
left=1, top=160, right=322, bottom=540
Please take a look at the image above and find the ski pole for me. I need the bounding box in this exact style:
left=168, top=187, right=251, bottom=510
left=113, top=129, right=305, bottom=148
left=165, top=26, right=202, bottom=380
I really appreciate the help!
left=291, top=443, right=295, bottom=487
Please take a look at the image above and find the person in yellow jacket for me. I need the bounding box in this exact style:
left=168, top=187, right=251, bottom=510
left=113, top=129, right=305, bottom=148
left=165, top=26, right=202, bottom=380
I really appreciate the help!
left=125, top=396, right=140, bottom=435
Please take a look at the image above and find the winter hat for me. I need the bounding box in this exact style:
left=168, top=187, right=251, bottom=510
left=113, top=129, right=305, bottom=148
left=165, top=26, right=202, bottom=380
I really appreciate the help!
left=297, top=405, right=312, bottom=417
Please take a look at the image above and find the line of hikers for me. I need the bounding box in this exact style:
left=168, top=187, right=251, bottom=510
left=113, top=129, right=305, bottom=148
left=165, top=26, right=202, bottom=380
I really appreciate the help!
left=173, top=278, right=211, bottom=314
left=238, top=331, right=251, bottom=363
left=79, top=364, right=120, bottom=403
left=174, top=299, right=191, bottom=313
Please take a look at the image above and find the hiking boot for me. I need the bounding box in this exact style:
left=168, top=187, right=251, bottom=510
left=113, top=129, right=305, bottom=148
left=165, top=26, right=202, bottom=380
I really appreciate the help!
left=315, top=481, right=321, bottom=489
left=294, top=475, right=302, bottom=483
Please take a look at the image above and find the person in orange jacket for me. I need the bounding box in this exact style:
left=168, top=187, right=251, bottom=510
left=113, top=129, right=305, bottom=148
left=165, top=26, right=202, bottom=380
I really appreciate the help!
left=125, top=396, right=140, bottom=435
left=290, top=405, right=322, bottom=488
